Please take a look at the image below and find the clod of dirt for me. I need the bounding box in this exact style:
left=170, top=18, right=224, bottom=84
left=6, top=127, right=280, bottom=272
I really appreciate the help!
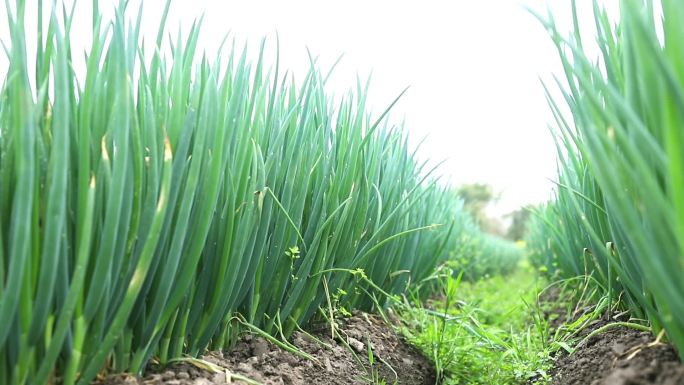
left=347, top=337, right=365, bottom=353
left=95, top=313, right=435, bottom=385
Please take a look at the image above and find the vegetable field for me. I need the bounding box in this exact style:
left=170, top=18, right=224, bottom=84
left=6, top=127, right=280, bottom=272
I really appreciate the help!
left=2, top=0, right=684, bottom=384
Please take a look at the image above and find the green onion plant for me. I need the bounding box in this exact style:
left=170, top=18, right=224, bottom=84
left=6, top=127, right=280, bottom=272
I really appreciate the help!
left=528, top=0, right=684, bottom=360
left=0, top=1, right=489, bottom=383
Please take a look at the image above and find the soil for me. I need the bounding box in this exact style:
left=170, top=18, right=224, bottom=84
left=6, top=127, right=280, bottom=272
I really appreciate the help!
left=549, top=319, right=684, bottom=385
left=537, top=287, right=684, bottom=385
left=95, top=313, right=435, bottom=385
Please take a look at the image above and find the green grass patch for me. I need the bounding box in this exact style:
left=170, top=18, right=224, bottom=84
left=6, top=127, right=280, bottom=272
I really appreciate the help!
left=398, top=261, right=553, bottom=385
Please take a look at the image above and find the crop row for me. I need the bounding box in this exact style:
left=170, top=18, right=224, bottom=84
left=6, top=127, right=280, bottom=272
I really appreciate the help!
left=528, top=0, right=684, bottom=361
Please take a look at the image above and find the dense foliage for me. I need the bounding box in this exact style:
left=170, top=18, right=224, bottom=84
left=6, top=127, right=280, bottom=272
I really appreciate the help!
left=528, top=0, right=684, bottom=360
left=0, top=1, right=499, bottom=383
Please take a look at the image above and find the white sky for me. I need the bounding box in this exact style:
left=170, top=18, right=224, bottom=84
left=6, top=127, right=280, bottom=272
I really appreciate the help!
left=0, top=0, right=620, bottom=216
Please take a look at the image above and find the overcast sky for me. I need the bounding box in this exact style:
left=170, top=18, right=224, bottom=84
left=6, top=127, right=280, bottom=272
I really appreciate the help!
left=0, top=0, right=620, bottom=215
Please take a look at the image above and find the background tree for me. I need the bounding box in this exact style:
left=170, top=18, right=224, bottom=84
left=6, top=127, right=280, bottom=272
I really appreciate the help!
left=505, top=206, right=534, bottom=241
left=456, top=183, right=505, bottom=237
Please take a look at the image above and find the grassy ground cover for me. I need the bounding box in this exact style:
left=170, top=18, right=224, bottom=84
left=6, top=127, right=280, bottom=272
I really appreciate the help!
left=397, top=260, right=553, bottom=385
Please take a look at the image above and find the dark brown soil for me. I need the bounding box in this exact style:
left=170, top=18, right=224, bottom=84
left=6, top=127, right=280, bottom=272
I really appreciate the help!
left=95, top=313, right=435, bottom=385
left=536, top=286, right=684, bottom=385
left=550, top=320, right=684, bottom=385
